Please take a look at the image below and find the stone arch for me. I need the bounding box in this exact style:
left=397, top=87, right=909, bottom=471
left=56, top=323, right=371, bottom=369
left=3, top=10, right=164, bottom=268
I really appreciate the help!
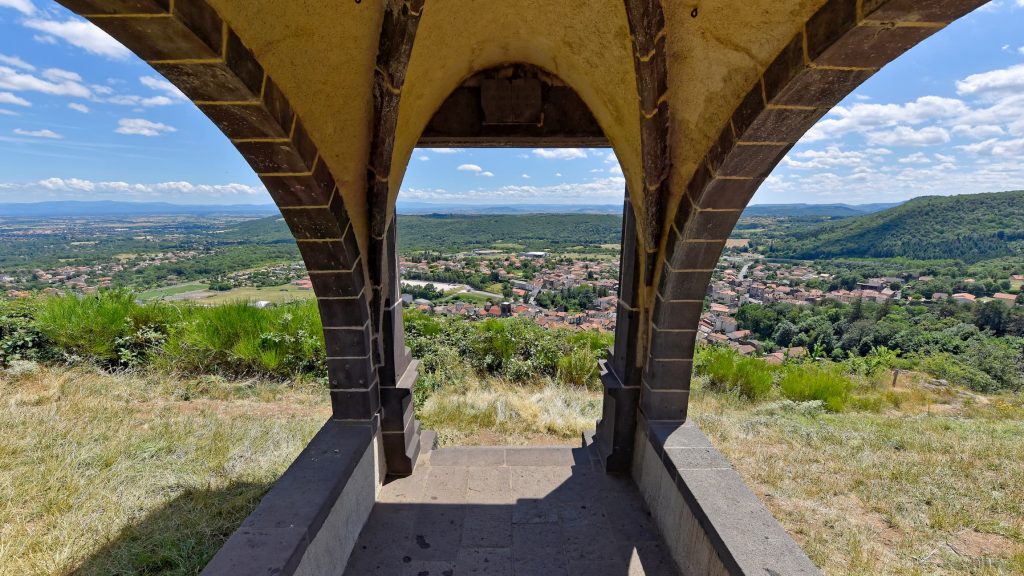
left=647, top=0, right=989, bottom=423
left=54, top=0, right=991, bottom=479
left=54, top=1, right=378, bottom=424
left=388, top=0, right=642, bottom=230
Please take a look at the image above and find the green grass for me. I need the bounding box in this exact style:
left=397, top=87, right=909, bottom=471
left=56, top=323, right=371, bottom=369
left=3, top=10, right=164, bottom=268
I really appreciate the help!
left=18, top=292, right=327, bottom=380
left=438, top=292, right=492, bottom=305
left=697, top=345, right=773, bottom=400
left=197, top=284, right=314, bottom=305
left=36, top=289, right=176, bottom=364
left=136, top=283, right=207, bottom=301
left=779, top=363, right=851, bottom=412
left=159, top=300, right=325, bottom=379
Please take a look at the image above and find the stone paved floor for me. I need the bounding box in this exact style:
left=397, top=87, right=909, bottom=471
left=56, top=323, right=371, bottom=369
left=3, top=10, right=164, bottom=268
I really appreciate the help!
left=343, top=443, right=679, bottom=576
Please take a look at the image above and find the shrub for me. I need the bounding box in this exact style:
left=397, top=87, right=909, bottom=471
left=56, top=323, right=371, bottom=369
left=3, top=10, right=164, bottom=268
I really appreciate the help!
left=779, top=363, right=851, bottom=412
left=36, top=290, right=174, bottom=367
left=0, top=298, right=46, bottom=366
left=160, top=300, right=324, bottom=379
left=556, top=347, right=599, bottom=389
left=503, top=357, right=534, bottom=383
left=404, top=310, right=606, bottom=389
left=696, top=345, right=773, bottom=400
left=918, top=353, right=1000, bottom=393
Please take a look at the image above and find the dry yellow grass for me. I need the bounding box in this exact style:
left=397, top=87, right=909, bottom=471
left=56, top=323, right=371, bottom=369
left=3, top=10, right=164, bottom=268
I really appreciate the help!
left=690, top=382, right=1024, bottom=575
left=0, top=364, right=328, bottom=575
left=417, top=376, right=602, bottom=446
left=4, top=361, right=1022, bottom=576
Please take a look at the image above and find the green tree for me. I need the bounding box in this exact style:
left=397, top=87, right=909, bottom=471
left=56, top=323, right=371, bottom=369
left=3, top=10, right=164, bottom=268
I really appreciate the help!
left=974, top=300, right=1008, bottom=336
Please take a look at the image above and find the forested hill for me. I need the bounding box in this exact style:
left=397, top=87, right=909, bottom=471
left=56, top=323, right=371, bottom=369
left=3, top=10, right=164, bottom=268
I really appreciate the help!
left=759, top=191, right=1024, bottom=263
left=742, top=202, right=898, bottom=218
left=225, top=213, right=624, bottom=253
left=395, top=214, right=622, bottom=252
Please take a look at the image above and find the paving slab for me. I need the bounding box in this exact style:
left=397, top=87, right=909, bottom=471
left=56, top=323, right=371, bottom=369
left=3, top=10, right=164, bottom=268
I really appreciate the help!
left=344, top=445, right=679, bottom=576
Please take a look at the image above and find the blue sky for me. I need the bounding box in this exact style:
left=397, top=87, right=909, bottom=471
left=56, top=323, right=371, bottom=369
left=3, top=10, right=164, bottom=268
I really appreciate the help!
left=0, top=0, right=1022, bottom=206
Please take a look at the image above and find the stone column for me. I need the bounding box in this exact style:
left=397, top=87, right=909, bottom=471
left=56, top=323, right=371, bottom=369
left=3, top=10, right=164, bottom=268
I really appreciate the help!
left=376, top=222, right=422, bottom=476
left=595, top=191, right=642, bottom=473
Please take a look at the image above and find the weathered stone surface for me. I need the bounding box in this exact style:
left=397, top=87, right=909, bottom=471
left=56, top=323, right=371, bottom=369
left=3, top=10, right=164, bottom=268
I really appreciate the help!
left=815, top=24, right=940, bottom=68
left=341, top=444, right=677, bottom=575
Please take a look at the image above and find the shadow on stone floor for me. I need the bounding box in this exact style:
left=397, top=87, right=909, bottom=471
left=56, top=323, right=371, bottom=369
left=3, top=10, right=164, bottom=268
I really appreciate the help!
left=344, top=445, right=678, bottom=576
left=69, top=481, right=272, bottom=576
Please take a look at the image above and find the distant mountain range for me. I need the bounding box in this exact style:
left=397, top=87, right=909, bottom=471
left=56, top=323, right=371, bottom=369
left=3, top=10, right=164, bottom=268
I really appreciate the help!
left=742, top=202, right=901, bottom=218
left=0, top=198, right=950, bottom=222
left=0, top=201, right=278, bottom=218
left=395, top=201, right=623, bottom=215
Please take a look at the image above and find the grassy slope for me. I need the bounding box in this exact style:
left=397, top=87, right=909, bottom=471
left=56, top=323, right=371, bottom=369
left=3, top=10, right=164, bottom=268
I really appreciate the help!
left=0, top=366, right=328, bottom=576
left=691, top=382, right=1024, bottom=575
left=3, top=364, right=1022, bottom=575
left=764, top=191, right=1024, bottom=263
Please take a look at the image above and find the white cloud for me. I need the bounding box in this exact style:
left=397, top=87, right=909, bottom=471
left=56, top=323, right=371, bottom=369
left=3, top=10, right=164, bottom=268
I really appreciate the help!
left=18, top=177, right=267, bottom=201
left=0, top=109, right=18, bottom=116
left=0, top=92, right=30, bottom=106
left=898, top=152, right=930, bottom=164
left=555, top=172, right=563, bottom=177
left=0, top=54, right=33, bottom=71
left=0, top=0, right=35, bottom=15
left=41, top=68, right=81, bottom=83
left=139, top=75, right=187, bottom=101
left=521, top=174, right=530, bottom=179
left=952, top=124, right=1005, bottom=139
left=115, top=118, right=176, bottom=136
left=0, top=65, right=91, bottom=97
left=68, top=102, right=89, bottom=113
left=424, top=148, right=463, bottom=154
left=959, top=137, right=1024, bottom=156
left=106, top=94, right=174, bottom=107
left=610, top=165, right=623, bottom=174
left=457, top=164, right=483, bottom=172
left=32, top=34, right=56, bottom=45
left=14, top=128, right=61, bottom=139
left=804, top=96, right=968, bottom=142
left=480, top=171, right=494, bottom=177
left=532, top=148, right=587, bottom=160
left=956, top=63, right=1024, bottom=100
left=417, top=155, right=429, bottom=161
left=402, top=176, right=627, bottom=205
left=22, top=18, right=130, bottom=60
left=866, top=126, right=950, bottom=147
left=782, top=146, right=873, bottom=170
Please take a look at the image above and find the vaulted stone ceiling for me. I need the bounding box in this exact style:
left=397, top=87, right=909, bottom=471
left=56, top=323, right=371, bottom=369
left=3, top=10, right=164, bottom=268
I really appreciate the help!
left=202, top=0, right=829, bottom=256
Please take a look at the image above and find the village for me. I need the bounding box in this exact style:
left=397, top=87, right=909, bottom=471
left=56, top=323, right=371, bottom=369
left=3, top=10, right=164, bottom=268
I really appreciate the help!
left=3, top=250, right=203, bottom=297
left=5, top=220, right=1021, bottom=349
left=398, top=247, right=1024, bottom=354
left=398, top=250, right=622, bottom=332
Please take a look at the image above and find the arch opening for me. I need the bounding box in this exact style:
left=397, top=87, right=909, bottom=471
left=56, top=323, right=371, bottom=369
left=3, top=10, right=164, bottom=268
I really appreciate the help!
left=365, top=63, right=644, bottom=467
